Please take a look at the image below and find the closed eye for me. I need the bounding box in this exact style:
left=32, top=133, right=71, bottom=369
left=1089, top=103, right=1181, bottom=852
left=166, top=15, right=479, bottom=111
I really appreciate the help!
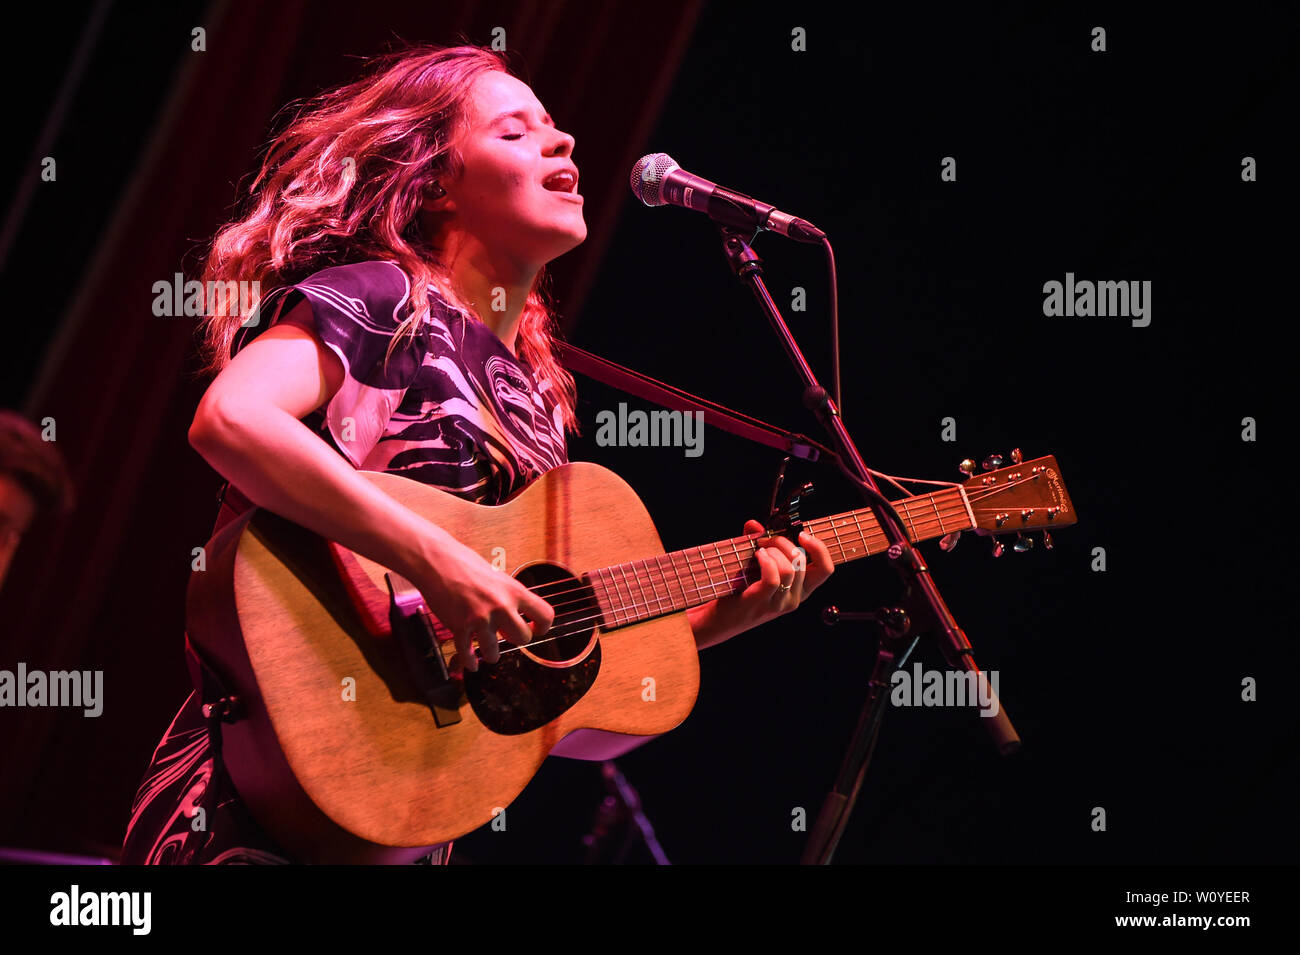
left=501, top=133, right=524, bottom=140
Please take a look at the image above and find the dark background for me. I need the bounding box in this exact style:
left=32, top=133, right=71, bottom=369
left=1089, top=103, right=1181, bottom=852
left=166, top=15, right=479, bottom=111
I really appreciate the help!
left=0, top=2, right=1293, bottom=864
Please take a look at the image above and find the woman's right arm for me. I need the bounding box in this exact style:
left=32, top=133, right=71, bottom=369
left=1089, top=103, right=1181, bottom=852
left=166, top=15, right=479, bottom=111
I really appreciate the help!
left=188, top=299, right=553, bottom=670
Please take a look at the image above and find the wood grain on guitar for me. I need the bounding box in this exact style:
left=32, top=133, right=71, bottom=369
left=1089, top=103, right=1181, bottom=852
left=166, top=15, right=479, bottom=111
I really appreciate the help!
left=186, top=456, right=1073, bottom=861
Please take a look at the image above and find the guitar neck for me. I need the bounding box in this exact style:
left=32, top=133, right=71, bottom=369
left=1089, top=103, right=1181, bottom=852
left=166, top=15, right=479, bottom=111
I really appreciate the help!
left=587, top=486, right=974, bottom=629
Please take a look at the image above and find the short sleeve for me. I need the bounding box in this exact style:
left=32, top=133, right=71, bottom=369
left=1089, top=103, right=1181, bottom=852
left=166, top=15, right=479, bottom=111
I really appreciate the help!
left=231, top=260, right=426, bottom=467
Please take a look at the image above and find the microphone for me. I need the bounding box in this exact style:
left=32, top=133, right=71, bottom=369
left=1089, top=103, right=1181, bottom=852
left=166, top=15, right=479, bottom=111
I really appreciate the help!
left=630, top=153, right=826, bottom=243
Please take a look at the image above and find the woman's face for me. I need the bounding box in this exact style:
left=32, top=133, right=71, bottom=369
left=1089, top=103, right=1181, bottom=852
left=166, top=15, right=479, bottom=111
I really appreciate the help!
left=436, top=71, right=586, bottom=271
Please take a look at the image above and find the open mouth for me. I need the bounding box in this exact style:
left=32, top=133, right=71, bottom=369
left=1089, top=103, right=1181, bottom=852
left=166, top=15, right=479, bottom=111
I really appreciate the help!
left=541, top=169, right=581, bottom=200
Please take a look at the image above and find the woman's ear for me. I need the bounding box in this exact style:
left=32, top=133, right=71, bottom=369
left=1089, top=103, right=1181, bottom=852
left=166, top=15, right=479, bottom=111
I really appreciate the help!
left=419, top=181, right=448, bottom=212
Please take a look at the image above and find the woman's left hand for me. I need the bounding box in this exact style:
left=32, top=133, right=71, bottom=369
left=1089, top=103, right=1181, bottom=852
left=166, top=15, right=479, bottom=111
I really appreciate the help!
left=698, top=521, right=835, bottom=645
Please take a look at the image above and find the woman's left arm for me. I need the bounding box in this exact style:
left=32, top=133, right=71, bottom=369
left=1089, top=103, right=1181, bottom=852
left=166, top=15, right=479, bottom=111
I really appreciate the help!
left=686, top=522, right=835, bottom=649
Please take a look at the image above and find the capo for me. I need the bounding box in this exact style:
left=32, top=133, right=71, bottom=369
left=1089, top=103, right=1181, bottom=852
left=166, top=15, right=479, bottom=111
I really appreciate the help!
left=765, top=455, right=813, bottom=545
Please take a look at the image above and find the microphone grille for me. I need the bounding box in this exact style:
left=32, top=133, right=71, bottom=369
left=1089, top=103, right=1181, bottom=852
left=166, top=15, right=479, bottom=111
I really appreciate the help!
left=630, top=153, right=678, bottom=206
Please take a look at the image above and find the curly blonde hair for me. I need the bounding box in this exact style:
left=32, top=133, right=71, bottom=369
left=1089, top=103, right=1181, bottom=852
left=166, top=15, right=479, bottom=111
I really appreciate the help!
left=194, top=42, right=579, bottom=435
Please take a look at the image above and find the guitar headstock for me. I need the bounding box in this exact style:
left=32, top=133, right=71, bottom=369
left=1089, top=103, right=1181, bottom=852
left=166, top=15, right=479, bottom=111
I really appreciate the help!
left=957, top=451, right=1076, bottom=553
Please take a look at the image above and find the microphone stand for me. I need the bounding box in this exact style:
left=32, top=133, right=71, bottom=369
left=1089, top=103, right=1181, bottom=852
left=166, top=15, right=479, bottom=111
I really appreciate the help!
left=713, top=226, right=1020, bottom=865
left=581, top=761, right=671, bottom=865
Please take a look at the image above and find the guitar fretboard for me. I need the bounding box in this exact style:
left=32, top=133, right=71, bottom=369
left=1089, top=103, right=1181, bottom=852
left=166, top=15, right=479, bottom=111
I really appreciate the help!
left=586, top=487, right=972, bottom=629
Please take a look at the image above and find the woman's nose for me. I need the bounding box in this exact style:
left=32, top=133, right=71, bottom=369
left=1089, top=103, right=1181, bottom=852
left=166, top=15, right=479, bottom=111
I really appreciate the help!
left=550, top=128, right=576, bottom=155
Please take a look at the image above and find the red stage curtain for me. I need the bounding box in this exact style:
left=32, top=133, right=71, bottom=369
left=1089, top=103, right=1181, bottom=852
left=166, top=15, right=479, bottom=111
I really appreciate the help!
left=0, top=0, right=702, bottom=858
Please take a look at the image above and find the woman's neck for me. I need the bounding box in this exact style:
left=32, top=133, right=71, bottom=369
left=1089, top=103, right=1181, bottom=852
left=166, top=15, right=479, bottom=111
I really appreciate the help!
left=433, top=239, right=538, bottom=358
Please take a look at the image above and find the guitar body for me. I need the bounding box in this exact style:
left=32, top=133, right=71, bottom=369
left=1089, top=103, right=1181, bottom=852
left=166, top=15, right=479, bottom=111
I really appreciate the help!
left=186, top=462, right=700, bottom=863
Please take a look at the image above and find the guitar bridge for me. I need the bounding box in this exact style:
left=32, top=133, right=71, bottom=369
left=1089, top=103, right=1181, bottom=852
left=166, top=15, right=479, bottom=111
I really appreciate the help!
left=386, top=572, right=463, bottom=726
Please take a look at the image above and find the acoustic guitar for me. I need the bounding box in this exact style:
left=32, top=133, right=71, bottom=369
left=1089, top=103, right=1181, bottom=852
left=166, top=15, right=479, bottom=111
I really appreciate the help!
left=186, top=454, right=1075, bottom=862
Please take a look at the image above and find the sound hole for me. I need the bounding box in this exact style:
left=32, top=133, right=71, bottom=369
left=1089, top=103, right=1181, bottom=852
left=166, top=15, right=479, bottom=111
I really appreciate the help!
left=517, top=562, right=598, bottom=664
left=463, top=562, right=602, bottom=735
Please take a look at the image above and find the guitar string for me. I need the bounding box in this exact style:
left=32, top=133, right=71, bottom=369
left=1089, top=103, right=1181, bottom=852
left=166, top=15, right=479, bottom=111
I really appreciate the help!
left=514, top=501, right=970, bottom=612
left=478, top=535, right=1034, bottom=660
left=422, top=477, right=1054, bottom=658
left=448, top=515, right=1038, bottom=657
left=452, top=479, right=1047, bottom=640
left=511, top=476, right=1040, bottom=613
left=518, top=485, right=977, bottom=603
left=438, top=509, right=952, bottom=659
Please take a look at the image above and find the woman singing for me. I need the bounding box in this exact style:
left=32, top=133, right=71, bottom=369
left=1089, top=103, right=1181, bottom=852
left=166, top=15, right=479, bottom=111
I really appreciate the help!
left=120, top=43, right=833, bottom=865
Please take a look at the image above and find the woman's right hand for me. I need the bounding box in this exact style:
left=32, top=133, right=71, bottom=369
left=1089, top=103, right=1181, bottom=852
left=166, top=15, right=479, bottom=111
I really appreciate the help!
left=410, top=535, right=555, bottom=673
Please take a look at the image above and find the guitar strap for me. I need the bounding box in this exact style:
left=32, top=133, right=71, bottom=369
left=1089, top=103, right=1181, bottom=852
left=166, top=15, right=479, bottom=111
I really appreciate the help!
left=183, top=631, right=235, bottom=755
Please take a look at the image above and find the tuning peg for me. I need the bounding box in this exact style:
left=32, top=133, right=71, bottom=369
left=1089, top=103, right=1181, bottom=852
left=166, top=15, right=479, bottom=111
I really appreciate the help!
left=991, top=537, right=1005, bottom=558
left=982, top=453, right=1003, bottom=471
left=1010, top=448, right=1023, bottom=464
left=1042, top=531, right=1053, bottom=550
left=1013, top=533, right=1034, bottom=553
left=958, top=458, right=976, bottom=479
left=939, top=531, right=961, bottom=552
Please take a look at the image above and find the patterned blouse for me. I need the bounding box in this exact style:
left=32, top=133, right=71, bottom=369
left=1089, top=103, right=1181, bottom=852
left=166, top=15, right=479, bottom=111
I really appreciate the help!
left=121, top=259, right=570, bottom=864
left=245, top=258, right=569, bottom=502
